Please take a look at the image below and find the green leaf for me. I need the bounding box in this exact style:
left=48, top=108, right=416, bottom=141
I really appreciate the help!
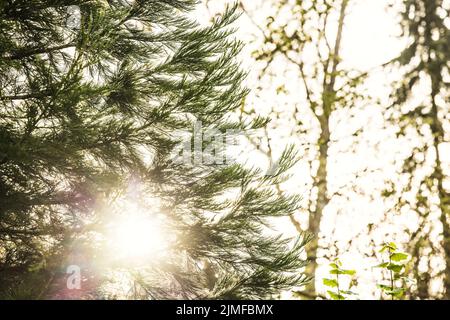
left=342, top=269, right=356, bottom=276
left=388, top=242, right=398, bottom=250
left=341, top=290, right=357, bottom=295
left=374, top=262, right=389, bottom=268
left=387, top=263, right=404, bottom=273
left=390, top=252, right=408, bottom=262
left=329, top=263, right=339, bottom=269
left=385, top=288, right=405, bottom=298
left=327, top=291, right=345, bottom=300
left=329, top=269, right=344, bottom=275
left=329, top=268, right=355, bottom=275
left=380, top=242, right=397, bottom=253
left=377, top=284, right=392, bottom=291
left=323, top=278, right=338, bottom=288
left=392, top=288, right=405, bottom=298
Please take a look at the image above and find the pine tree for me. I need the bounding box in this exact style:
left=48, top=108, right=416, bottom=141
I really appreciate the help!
left=388, top=0, right=449, bottom=299
left=0, top=0, right=309, bottom=299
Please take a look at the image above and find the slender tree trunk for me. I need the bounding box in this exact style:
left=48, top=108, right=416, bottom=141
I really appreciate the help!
left=304, top=0, right=348, bottom=296
left=305, top=116, right=330, bottom=295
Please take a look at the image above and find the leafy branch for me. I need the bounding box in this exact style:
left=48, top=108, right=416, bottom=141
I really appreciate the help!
left=323, top=259, right=357, bottom=300
left=375, top=242, right=414, bottom=299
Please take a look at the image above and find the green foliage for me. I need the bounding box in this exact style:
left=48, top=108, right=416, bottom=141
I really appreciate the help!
left=375, top=242, right=413, bottom=299
left=0, top=0, right=309, bottom=299
left=323, top=259, right=357, bottom=300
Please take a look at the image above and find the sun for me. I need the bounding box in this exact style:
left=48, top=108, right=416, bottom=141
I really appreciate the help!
left=107, top=212, right=171, bottom=263
left=99, top=179, right=175, bottom=265
left=95, top=194, right=175, bottom=297
left=115, top=216, right=166, bottom=257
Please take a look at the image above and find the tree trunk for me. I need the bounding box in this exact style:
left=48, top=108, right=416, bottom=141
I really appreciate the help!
left=303, top=0, right=348, bottom=297
left=305, top=116, right=330, bottom=295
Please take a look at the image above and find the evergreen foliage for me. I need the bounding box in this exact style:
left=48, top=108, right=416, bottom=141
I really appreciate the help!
left=0, top=0, right=309, bottom=299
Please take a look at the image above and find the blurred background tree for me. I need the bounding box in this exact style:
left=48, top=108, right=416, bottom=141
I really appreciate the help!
left=202, top=0, right=449, bottom=299
left=204, top=0, right=371, bottom=298
left=385, top=0, right=449, bottom=299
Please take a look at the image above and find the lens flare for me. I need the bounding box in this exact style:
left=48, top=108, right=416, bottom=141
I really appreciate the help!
left=106, top=213, right=170, bottom=263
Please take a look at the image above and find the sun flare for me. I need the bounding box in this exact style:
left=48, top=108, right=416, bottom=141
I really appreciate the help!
left=115, top=217, right=167, bottom=257
left=106, top=212, right=171, bottom=263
